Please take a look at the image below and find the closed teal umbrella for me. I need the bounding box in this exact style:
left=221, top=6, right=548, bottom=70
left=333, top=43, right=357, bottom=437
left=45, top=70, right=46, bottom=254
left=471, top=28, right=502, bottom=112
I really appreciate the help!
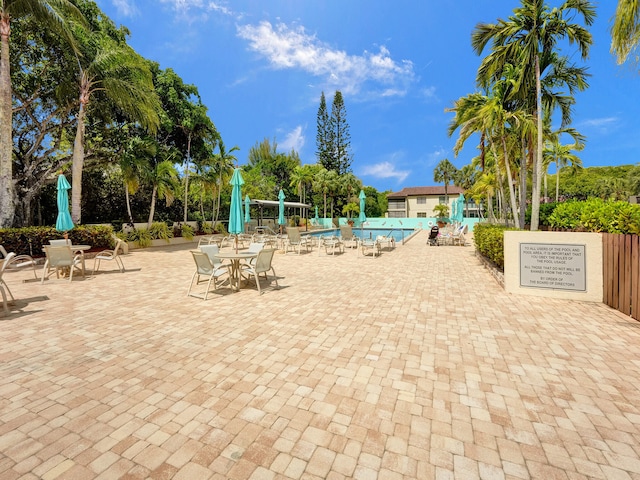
left=278, top=189, right=286, bottom=233
left=228, top=168, right=245, bottom=251
left=55, top=174, right=74, bottom=234
left=358, top=190, right=366, bottom=223
left=455, top=194, right=465, bottom=223
left=314, top=205, right=319, bottom=225
left=244, top=194, right=251, bottom=225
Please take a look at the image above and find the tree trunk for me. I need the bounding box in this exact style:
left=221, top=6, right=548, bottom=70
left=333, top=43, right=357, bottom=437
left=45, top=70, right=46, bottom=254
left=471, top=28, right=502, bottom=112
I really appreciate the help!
left=125, top=183, right=134, bottom=224
left=183, top=133, right=191, bottom=223
left=72, top=72, right=90, bottom=225
left=71, top=103, right=86, bottom=225
left=555, top=164, right=561, bottom=202
left=519, top=142, right=527, bottom=229
left=323, top=193, right=327, bottom=218
left=148, top=185, right=157, bottom=228
left=501, top=136, right=520, bottom=227
left=530, top=55, right=543, bottom=231
left=0, top=15, right=15, bottom=228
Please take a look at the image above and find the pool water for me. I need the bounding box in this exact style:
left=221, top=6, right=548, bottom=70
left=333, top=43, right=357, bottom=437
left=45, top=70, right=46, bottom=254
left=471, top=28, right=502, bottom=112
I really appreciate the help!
left=306, top=228, right=414, bottom=243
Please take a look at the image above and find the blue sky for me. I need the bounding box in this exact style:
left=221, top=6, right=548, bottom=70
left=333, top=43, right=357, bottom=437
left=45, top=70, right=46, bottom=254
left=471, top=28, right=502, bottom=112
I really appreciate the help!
left=96, top=0, right=640, bottom=193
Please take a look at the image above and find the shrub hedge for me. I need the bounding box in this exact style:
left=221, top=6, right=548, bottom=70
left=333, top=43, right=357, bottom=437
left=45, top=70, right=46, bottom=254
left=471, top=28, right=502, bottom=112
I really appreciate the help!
left=548, top=198, right=640, bottom=234
left=473, top=223, right=518, bottom=269
left=0, top=225, right=115, bottom=257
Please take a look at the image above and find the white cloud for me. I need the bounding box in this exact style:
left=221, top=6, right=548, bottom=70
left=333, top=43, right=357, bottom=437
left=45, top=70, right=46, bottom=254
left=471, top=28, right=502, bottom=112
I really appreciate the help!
left=111, top=0, right=138, bottom=16
left=421, top=86, right=437, bottom=101
left=236, top=21, right=415, bottom=97
left=580, top=117, right=618, bottom=128
left=427, top=148, right=448, bottom=165
left=279, top=126, right=305, bottom=152
left=156, top=0, right=240, bottom=22
left=361, top=161, right=410, bottom=183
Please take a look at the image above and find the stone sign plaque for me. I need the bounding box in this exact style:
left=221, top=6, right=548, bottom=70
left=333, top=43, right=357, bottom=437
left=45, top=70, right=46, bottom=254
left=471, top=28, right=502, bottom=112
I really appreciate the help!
left=520, top=243, right=586, bottom=291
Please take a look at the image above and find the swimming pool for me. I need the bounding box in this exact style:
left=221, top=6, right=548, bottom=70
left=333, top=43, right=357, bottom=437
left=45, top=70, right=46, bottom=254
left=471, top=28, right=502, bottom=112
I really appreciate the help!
left=306, top=228, right=416, bottom=243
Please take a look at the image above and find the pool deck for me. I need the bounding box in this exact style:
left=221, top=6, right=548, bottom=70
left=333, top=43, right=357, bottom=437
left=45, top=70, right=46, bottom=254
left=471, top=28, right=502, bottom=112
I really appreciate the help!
left=2, top=231, right=640, bottom=479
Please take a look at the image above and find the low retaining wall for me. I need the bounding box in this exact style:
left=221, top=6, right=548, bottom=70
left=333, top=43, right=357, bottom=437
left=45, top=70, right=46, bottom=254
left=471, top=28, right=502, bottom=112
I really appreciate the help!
left=126, top=236, right=202, bottom=251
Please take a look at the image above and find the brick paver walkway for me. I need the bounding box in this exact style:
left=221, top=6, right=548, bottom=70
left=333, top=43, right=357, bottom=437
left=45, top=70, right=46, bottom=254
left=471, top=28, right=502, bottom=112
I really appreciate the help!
left=2, top=231, right=640, bottom=479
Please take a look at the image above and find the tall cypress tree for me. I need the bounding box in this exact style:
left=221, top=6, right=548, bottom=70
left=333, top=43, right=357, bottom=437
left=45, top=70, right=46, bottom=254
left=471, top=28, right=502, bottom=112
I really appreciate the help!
left=330, top=91, right=352, bottom=175
left=316, top=91, right=333, bottom=170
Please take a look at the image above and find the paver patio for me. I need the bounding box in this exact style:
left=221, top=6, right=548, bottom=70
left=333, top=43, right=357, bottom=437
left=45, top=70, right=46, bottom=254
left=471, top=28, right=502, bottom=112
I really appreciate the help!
left=2, top=231, right=640, bottom=479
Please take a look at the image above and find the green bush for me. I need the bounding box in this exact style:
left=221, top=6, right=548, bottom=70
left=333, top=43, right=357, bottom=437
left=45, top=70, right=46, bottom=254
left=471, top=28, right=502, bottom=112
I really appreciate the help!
left=548, top=198, right=640, bottom=234
left=0, top=225, right=115, bottom=257
left=181, top=224, right=195, bottom=240
left=126, top=228, right=152, bottom=248
left=149, top=222, right=173, bottom=241
left=473, top=223, right=518, bottom=269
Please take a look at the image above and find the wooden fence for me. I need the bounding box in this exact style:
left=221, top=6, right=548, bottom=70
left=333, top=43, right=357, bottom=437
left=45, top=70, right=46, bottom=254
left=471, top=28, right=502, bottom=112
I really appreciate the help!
left=603, top=233, right=640, bottom=320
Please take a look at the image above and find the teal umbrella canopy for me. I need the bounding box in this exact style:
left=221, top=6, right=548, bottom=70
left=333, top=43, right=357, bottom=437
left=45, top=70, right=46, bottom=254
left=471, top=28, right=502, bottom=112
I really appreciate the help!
left=314, top=205, right=319, bottom=224
left=278, top=189, right=286, bottom=226
left=228, top=168, right=245, bottom=237
left=358, top=190, right=366, bottom=223
left=455, top=194, right=465, bottom=223
left=55, top=174, right=74, bottom=232
left=244, top=194, right=251, bottom=224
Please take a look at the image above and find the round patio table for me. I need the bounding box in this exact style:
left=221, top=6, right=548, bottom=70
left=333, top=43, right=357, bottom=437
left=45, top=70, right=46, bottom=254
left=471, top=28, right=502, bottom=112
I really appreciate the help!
left=214, top=251, right=257, bottom=291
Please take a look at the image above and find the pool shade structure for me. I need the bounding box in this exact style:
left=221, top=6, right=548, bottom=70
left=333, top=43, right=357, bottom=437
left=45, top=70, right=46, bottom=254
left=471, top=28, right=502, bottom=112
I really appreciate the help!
left=278, top=189, right=286, bottom=234
left=244, top=194, right=251, bottom=231
left=228, top=168, right=245, bottom=252
left=55, top=174, right=74, bottom=236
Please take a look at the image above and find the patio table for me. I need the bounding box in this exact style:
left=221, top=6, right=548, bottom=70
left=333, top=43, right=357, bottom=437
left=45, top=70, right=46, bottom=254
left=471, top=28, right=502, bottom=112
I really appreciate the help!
left=215, top=251, right=258, bottom=291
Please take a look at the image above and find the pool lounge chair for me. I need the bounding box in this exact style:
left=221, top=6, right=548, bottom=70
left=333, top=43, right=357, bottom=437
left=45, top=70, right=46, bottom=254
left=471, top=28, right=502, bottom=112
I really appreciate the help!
left=376, top=235, right=395, bottom=251
left=451, top=224, right=468, bottom=246
left=339, top=225, right=359, bottom=249
left=319, top=236, right=344, bottom=256
left=360, top=238, right=381, bottom=258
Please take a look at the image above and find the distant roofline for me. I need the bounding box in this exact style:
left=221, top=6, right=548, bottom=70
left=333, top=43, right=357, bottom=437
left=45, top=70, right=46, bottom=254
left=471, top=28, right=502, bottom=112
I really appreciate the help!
left=387, top=186, right=465, bottom=198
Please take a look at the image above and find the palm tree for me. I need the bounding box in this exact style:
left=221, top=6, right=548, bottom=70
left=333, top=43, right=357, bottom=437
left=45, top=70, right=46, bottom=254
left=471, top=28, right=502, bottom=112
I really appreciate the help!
left=611, top=0, right=640, bottom=64
left=136, top=143, right=179, bottom=227
left=313, top=167, right=332, bottom=219
left=211, top=140, right=238, bottom=229
left=543, top=123, right=585, bottom=202
left=71, top=36, right=160, bottom=224
left=120, top=136, right=155, bottom=224
left=433, top=158, right=457, bottom=205
left=472, top=0, right=595, bottom=230
left=177, top=102, right=217, bottom=224
left=0, top=0, right=85, bottom=228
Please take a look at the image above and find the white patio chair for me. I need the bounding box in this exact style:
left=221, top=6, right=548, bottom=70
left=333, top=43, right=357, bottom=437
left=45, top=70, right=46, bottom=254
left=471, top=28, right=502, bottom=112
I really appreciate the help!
left=92, top=239, right=126, bottom=275
left=1, top=253, right=18, bottom=314
left=0, top=245, right=38, bottom=281
left=240, top=248, right=278, bottom=294
left=246, top=242, right=265, bottom=266
left=187, top=250, right=230, bottom=300
left=41, top=245, right=84, bottom=283
left=285, top=227, right=311, bottom=254
left=49, top=239, right=71, bottom=246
